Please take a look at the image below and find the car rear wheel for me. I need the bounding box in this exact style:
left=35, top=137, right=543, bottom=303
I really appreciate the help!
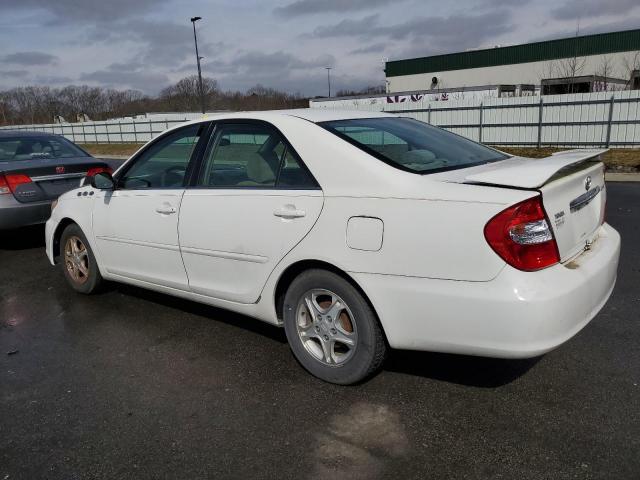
left=283, top=269, right=387, bottom=384
left=60, top=224, right=103, bottom=294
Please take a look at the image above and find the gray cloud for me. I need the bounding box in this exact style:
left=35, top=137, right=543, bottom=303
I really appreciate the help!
left=90, top=20, right=220, bottom=69
left=531, top=17, right=640, bottom=42
left=274, top=0, right=402, bottom=17
left=5, top=0, right=171, bottom=23
left=33, top=75, right=73, bottom=84
left=350, top=43, right=387, bottom=55
left=200, top=50, right=342, bottom=94
left=1, top=0, right=637, bottom=96
left=2, top=51, right=58, bottom=66
left=312, top=12, right=515, bottom=55
left=79, top=63, right=170, bottom=93
left=1, top=70, right=29, bottom=78
left=231, top=50, right=335, bottom=73
left=312, top=15, right=378, bottom=38
left=552, top=0, right=640, bottom=20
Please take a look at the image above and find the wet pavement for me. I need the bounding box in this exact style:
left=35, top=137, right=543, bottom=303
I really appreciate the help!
left=1, top=183, right=639, bottom=480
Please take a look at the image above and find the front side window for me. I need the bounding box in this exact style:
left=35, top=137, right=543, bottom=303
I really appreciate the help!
left=198, top=123, right=317, bottom=189
left=118, top=124, right=202, bottom=189
left=320, top=117, right=508, bottom=174
left=0, top=136, right=86, bottom=161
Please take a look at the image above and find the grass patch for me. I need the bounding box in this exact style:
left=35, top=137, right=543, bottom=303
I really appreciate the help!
left=80, top=143, right=143, bottom=157
left=497, top=147, right=640, bottom=172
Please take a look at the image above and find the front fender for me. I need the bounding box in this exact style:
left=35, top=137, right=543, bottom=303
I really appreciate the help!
left=45, top=187, right=105, bottom=274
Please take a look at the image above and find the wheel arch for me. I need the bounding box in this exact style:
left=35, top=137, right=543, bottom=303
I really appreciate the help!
left=51, top=217, right=79, bottom=263
left=273, top=259, right=387, bottom=343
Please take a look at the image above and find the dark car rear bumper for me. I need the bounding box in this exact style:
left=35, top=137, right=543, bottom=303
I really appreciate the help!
left=0, top=195, right=51, bottom=229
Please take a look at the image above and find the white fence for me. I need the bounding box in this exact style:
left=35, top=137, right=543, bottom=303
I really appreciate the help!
left=2, top=90, right=640, bottom=147
left=311, top=90, right=640, bottom=148
left=0, top=113, right=202, bottom=144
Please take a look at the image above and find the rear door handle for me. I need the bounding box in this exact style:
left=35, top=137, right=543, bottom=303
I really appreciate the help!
left=274, top=205, right=306, bottom=219
left=155, top=204, right=177, bottom=215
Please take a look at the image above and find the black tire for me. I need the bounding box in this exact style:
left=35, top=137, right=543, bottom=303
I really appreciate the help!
left=283, top=269, right=387, bottom=384
left=59, top=223, right=103, bottom=294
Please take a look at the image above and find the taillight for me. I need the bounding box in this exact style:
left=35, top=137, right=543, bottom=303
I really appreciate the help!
left=86, top=166, right=113, bottom=177
left=484, top=195, right=560, bottom=272
left=0, top=173, right=32, bottom=194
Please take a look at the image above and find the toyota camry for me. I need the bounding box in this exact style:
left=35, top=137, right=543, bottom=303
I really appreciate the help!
left=45, top=109, right=620, bottom=384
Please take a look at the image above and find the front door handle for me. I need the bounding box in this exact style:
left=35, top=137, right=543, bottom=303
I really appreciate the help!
left=274, top=205, right=306, bottom=219
left=155, top=204, right=177, bottom=215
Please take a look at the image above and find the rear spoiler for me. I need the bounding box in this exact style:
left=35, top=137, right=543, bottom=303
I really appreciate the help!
left=464, top=149, right=608, bottom=189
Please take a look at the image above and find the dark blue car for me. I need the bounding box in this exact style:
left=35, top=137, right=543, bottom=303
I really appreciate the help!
left=0, top=131, right=111, bottom=229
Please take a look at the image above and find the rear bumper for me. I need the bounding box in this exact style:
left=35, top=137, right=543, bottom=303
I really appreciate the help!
left=352, top=223, right=620, bottom=358
left=0, top=196, right=51, bottom=230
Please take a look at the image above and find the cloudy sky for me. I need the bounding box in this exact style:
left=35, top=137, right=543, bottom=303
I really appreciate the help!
left=1, top=0, right=639, bottom=96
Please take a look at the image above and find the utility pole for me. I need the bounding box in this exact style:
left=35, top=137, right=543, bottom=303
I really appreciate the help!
left=325, top=67, right=332, bottom=97
left=190, top=16, right=206, bottom=114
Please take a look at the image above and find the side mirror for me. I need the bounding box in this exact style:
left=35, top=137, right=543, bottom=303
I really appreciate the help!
left=90, top=172, right=115, bottom=190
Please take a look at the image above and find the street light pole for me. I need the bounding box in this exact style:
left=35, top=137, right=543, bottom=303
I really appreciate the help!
left=325, top=67, right=332, bottom=97
left=190, top=16, right=205, bottom=114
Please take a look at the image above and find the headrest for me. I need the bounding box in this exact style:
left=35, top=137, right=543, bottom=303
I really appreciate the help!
left=246, top=156, right=275, bottom=184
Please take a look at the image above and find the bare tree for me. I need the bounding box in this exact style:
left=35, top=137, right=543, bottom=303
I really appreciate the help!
left=159, top=75, right=219, bottom=111
left=596, top=55, right=618, bottom=91
left=0, top=75, right=308, bottom=127
left=540, top=60, right=558, bottom=81
left=621, top=51, right=640, bottom=86
left=555, top=56, right=587, bottom=93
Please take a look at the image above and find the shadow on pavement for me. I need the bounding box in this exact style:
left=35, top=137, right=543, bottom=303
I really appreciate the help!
left=113, top=282, right=289, bottom=345
left=0, top=224, right=45, bottom=250
left=0, top=222, right=540, bottom=387
left=111, top=283, right=539, bottom=387
left=385, top=349, right=541, bottom=388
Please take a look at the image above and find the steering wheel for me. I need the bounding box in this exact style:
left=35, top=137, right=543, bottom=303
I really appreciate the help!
left=161, top=165, right=187, bottom=187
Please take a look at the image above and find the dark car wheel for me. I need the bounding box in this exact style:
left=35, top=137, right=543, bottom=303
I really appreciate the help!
left=60, top=223, right=103, bottom=294
left=283, top=269, right=387, bottom=385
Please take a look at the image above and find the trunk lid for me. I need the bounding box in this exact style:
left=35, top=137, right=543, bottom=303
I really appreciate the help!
left=538, top=160, right=605, bottom=261
left=433, top=149, right=607, bottom=262
left=0, top=156, right=109, bottom=203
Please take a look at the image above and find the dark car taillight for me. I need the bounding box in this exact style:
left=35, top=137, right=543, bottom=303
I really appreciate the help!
left=86, top=166, right=113, bottom=177
left=0, top=173, right=33, bottom=195
left=484, top=195, right=560, bottom=272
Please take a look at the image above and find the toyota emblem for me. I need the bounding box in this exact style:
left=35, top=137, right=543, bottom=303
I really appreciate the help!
left=584, top=175, right=592, bottom=191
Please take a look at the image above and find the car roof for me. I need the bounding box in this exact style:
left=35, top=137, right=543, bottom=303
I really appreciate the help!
left=202, top=108, right=393, bottom=123
left=0, top=130, right=60, bottom=138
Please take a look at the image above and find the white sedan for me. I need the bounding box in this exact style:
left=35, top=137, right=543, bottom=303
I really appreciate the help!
left=45, top=109, right=620, bottom=384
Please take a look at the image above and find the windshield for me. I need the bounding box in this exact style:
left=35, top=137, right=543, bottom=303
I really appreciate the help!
left=0, top=136, right=87, bottom=161
left=319, top=117, right=508, bottom=174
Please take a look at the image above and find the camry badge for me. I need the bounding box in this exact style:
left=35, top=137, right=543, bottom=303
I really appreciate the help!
left=56, top=166, right=65, bottom=174
left=584, top=175, right=592, bottom=191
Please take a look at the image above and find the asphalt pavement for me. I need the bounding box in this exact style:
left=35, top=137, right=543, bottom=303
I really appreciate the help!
left=1, top=183, right=639, bottom=480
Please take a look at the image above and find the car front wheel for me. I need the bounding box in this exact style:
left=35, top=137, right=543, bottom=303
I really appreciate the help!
left=59, top=223, right=103, bottom=294
left=283, top=269, right=387, bottom=384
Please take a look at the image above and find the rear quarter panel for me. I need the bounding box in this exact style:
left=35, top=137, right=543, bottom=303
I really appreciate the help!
left=282, top=193, right=529, bottom=282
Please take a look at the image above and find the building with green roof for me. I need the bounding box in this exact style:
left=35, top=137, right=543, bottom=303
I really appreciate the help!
left=384, top=29, right=640, bottom=94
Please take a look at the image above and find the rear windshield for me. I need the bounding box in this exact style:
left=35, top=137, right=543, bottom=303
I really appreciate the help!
left=319, top=117, right=508, bottom=174
left=0, top=136, right=87, bottom=161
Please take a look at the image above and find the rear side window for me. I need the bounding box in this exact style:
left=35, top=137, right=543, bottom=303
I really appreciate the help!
left=320, top=117, right=508, bottom=174
left=198, top=123, right=318, bottom=189
left=0, top=136, right=86, bottom=161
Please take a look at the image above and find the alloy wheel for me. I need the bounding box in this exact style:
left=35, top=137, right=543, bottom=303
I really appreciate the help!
left=64, top=235, right=90, bottom=285
left=295, top=289, right=358, bottom=366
